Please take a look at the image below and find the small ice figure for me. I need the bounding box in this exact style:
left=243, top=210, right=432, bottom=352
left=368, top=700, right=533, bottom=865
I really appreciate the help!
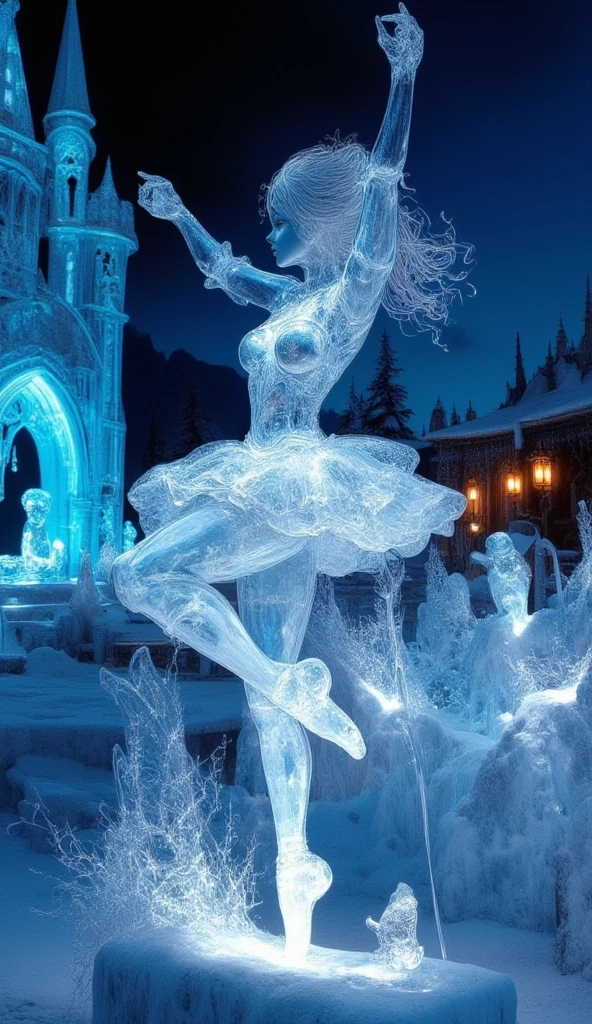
left=366, top=882, right=424, bottom=971
left=471, top=532, right=531, bottom=636
left=21, top=489, right=65, bottom=581
left=122, top=520, right=137, bottom=553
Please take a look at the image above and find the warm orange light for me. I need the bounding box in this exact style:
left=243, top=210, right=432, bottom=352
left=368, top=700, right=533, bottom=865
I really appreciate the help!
left=467, top=479, right=479, bottom=504
left=469, top=521, right=481, bottom=534
left=506, top=473, right=522, bottom=495
left=532, top=457, right=552, bottom=489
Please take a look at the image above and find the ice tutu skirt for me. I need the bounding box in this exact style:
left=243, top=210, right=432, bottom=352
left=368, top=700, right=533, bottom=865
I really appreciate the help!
left=129, top=432, right=466, bottom=577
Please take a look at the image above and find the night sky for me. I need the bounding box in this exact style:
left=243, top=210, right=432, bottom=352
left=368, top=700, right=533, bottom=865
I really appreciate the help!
left=17, top=0, right=592, bottom=435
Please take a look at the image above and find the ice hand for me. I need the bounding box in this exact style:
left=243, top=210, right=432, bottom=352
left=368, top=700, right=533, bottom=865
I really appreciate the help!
left=137, top=172, right=184, bottom=220
left=375, top=4, right=423, bottom=74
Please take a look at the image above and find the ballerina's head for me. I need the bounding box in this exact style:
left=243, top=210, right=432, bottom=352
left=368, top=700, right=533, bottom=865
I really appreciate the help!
left=262, top=136, right=473, bottom=341
left=264, top=138, right=368, bottom=277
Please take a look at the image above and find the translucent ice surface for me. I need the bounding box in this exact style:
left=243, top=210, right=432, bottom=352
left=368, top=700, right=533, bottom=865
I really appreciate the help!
left=367, top=882, right=424, bottom=971
left=0, top=487, right=64, bottom=582
left=113, top=4, right=469, bottom=963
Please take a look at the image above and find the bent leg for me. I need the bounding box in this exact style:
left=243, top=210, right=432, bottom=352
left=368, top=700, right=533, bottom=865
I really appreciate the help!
left=238, top=550, right=332, bottom=963
left=112, top=504, right=365, bottom=758
left=113, top=503, right=305, bottom=692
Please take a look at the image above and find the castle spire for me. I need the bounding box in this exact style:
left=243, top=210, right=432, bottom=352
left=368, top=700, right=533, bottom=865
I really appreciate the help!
left=96, top=156, right=118, bottom=201
left=515, top=332, right=526, bottom=397
left=46, top=0, right=94, bottom=128
left=429, top=395, right=447, bottom=433
left=544, top=341, right=556, bottom=390
left=576, top=275, right=592, bottom=374
left=555, top=315, right=568, bottom=359
left=0, top=1, right=33, bottom=138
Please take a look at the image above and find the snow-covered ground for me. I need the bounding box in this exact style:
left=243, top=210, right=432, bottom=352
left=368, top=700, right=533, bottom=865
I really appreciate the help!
left=2, top=557, right=592, bottom=1024
left=1, top=804, right=591, bottom=1024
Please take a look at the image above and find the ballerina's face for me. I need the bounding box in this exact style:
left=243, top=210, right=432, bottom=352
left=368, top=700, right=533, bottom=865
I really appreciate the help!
left=266, top=205, right=309, bottom=268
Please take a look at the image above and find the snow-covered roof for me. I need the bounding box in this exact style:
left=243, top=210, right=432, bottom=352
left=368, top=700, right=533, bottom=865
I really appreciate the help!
left=426, top=360, right=592, bottom=442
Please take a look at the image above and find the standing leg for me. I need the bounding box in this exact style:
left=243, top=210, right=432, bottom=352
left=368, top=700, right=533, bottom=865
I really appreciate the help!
left=112, top=504, right=365, bottom=758
left=238, top=548, right=332, bottom=964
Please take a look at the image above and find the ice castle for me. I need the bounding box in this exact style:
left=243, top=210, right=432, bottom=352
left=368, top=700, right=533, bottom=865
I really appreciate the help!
left=0, top=0, right=136, bottom=577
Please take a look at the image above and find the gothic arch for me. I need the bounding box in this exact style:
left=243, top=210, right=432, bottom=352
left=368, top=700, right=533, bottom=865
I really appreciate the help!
left=0, top=368, right=91, bottom=574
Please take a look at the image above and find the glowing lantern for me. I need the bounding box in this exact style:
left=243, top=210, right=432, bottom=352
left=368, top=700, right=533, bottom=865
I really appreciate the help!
left=506, top=472, right=522, bottom=496
left=467, top=479, right=480, bottom=519
left=468, top=521, right=481, bottom=534
left=532, top=457, right=552, bottom=490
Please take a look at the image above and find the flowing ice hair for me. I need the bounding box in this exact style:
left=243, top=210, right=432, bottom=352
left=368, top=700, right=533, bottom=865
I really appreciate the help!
left=262, top=137, right=473, bottom=343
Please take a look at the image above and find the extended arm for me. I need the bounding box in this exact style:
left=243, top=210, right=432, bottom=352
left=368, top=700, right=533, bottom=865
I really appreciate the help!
left=340, top=6, right=423, bottom=326
left=137, top=175, right=298, bottom=311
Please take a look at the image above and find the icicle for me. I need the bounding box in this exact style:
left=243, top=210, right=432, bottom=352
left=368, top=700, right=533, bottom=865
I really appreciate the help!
left=10, top=444, right=17, bottom=472
left=513, top=420, right=523, bottom=450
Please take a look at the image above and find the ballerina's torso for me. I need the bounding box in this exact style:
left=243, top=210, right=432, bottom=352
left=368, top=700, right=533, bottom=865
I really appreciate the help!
left=239, top=283, right=373, bottom=446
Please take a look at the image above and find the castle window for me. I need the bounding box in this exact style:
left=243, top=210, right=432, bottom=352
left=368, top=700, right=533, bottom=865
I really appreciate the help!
left=4, top=64, right=12, bottom=109
left=67, top=176, right=77, bottom=218
left=16, top=187, right=25, bottom=225
left=66, top=250, right=75, bottom=304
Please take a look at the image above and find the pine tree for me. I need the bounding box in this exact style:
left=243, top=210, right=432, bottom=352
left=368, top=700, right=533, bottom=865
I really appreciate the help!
left=362, top=329, right=413, bottom=439
left=142, top=414, right=167, bottom=471
left=338, top=377, right=364, bottom=434
left=174, top=379, right=214, bottom=458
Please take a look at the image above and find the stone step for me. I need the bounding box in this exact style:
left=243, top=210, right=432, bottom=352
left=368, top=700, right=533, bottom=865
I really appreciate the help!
left=6, top=754, right=116, bottom=851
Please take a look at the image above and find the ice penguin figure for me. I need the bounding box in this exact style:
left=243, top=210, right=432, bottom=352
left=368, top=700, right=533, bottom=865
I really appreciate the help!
left=367, top=882, right=424, bottom=971
left=472, top=532, right=531, bottom=636
left=113, top=5, right=469, bottom=963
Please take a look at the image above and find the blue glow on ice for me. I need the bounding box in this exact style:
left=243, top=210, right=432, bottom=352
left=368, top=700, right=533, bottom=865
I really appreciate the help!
left=113, top=4, right=468, bottom=965
left=472, top=532, right=531, bottom=637
left=0, top=487, right=64, bottom=582
left=0, top=0, right=137, bottom=576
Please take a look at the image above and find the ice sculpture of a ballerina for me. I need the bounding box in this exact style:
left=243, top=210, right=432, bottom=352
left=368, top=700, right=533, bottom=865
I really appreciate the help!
left=113, top=4, right=467, bottom=965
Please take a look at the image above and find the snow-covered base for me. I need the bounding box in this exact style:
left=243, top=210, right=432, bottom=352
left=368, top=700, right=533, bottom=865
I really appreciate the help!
left=92, top=927, right=517, bottom=1024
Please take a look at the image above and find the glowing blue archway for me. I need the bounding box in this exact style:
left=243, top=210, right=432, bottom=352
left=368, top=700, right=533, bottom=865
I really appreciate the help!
left=0, top=369, right=92, bottom=577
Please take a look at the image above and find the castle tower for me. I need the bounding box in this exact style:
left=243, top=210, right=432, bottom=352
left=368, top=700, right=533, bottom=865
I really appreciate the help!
left=82, top=157, right=137, bottom=537
left=429, top=396, right=447, bottom=433
left=450, top=403, right=460, bottom=426
left=465, top=401, right=477, bottom=422
left=43, top=0, right=95, bottom=305
left=0, top=1, right=45, bottom=298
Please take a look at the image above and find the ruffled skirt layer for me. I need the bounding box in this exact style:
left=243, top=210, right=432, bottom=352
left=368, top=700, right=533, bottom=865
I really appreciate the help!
left=129, top=432, right=466, bottom=576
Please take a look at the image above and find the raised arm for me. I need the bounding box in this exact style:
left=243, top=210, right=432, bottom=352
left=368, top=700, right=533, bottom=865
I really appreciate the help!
left=137, top=174, right=298, bottom=311
left=340, top=5, right=423, bottom=324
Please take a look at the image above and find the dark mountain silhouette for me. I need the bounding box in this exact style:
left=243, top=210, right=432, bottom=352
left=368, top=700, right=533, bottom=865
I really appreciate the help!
left=122, top=324, right=340, bottom=520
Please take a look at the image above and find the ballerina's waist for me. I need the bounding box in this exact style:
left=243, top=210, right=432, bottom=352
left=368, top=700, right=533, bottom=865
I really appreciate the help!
left=243, top=429, right=327, bottom=454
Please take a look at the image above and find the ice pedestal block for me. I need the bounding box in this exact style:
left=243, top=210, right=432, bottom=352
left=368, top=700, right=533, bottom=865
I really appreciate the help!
left=92, top=928, right=517, bottom=1024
